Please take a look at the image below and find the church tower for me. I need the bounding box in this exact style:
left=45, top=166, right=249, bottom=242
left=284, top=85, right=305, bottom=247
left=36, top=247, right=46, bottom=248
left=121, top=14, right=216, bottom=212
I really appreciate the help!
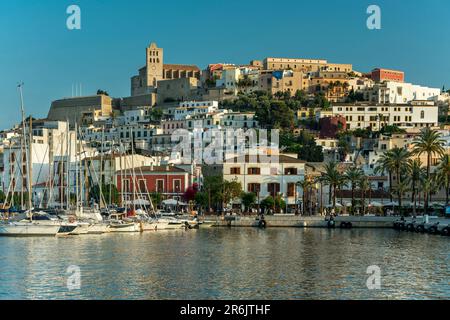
left=146, top=42, right=164, bottom=87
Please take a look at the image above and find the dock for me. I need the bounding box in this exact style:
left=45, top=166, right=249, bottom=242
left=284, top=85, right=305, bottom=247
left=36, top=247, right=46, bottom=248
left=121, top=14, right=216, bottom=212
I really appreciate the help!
left=206, top=215, right=450, bottom=232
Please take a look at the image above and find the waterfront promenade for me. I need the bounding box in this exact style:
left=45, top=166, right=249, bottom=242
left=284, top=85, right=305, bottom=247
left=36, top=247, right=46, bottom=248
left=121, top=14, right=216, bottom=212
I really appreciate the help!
left=208, top=215, right=450, bottom=229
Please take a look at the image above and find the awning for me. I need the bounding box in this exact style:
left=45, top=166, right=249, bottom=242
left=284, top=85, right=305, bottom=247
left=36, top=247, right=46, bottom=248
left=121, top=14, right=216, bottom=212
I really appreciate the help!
left=162, top=199, right=188, bottom=206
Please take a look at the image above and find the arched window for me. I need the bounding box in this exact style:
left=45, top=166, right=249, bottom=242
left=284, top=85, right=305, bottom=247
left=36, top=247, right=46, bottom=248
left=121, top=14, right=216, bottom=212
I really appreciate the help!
left=420, top=110, right=425, bottom=119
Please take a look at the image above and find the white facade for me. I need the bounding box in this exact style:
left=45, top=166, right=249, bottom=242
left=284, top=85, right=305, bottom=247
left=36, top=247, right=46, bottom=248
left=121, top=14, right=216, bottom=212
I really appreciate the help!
left=332, top=101, right=438, bottom=130
left=222, top=155, right=305, bottom=207
left=369, top=81, right=441, bottom=104
left=220, top=112, right=259, bottom=129
left=174, top=101, right=219, bottom=120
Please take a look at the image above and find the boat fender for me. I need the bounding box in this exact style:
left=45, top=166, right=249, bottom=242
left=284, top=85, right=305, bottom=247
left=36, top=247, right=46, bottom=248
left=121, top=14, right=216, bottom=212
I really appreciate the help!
left=259, top=220, right=267, bottom=229
left=428, top=226, right=437, bottom=234
left=327, top=220, right=335, bottom=228
left=340, top=222, right=347, bottom=229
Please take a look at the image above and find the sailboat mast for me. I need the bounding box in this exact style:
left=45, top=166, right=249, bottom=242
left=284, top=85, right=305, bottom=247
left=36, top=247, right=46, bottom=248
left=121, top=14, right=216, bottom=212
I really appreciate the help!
left=131, top=127, right=136, bottom=214
left=18, top=83, right=26, bottom=211
left=119, top=140, right=124, bottom=207
left=28, top=117, right=33, bottom=212
left=18, top=83, right=33, bottom=215
left=99, top=126, right=105, bottom=209
left=66, top=120, right=70, bottom=210
left=75, top=123, right=79, bottom=212
left=78, top=126, right=83, bottom=208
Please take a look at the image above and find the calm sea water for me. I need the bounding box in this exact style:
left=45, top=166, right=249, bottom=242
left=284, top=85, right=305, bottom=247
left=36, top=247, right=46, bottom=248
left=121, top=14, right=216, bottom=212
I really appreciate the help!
left=0, top=228, right=448, bottom=300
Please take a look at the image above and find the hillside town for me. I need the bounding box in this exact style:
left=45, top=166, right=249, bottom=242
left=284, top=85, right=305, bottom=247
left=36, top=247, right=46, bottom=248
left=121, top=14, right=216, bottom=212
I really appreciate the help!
left=1, top=42, right=450, bottom=218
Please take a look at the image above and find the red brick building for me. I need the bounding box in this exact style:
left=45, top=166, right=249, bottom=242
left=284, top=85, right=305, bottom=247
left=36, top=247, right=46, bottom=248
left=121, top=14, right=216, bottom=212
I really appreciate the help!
left=371, top=68, right=404, bottom=83
left=320, top=116, right=346, bottom=138
left=116, top=165, right=190, bottom=202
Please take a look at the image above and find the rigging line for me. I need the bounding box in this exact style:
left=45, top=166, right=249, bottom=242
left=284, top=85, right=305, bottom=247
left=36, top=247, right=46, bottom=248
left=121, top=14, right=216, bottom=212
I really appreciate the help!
left=78, top=129, right=108, bottom=209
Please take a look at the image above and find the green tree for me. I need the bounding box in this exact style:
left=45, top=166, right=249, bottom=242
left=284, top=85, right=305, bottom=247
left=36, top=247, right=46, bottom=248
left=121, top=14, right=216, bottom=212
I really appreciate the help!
left=150, top=192, right=162, bottom=208
left=194, top=192, right=209, bottom=211
left=412, top=128, right=444, bottom=214
left=358, top=176, right=370, bottom=215
left=435, top=154, right=450, bottom=205
left=241, top=192, right=257, bottom=213
left=375, top=152, right=395, bottom=202
left=89, top=184, right=120, bottom=206
left=296, top=179, right=312, bottom=214
left=406, top=159, right=425, bottom=216
left=149, top=108, right=163, bottom=122
left=274, top=194, right=286, bottom=213
left=222, top=180, right=242, bottom=208
left=337, top=136, right=351, bottom=161
left=412, top=127, right=445, bottom=179
left=321, top=161, right=343, bottom=212
left=345, top=166, right=364, bottom=213
left=380, top=125, right=406, bottom=135
left=260, top=196, right=275, bottom=213
left=392, top=180, right=410, bottom=215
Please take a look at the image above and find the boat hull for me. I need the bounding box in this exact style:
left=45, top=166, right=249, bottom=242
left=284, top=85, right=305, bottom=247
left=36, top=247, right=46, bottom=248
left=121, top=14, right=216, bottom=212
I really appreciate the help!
left=0, top=223, right=61, bottom=236
left=87, top=224, right=110, bottom=234
left=141, top=221, right=170, bottom=231
left=109, top=223, right=140, bottom=233
left=69, top=223, right=90, bottom=235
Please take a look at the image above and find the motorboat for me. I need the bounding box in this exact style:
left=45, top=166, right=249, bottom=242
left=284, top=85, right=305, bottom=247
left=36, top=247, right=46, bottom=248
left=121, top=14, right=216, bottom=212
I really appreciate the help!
left=157, top=217, right=185, bottom=229
left=0, top=221, right=61, bottom=236
left=86, top=222, right=110, bottom=234
left=0, top=213, right=64, bottom=236
left=108, top=213, right=140, bottom=233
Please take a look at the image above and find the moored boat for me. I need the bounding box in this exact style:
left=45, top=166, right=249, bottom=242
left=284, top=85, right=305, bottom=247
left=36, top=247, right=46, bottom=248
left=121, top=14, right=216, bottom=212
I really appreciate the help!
left=87, top=223, right=110, bottom=234
left=0, top=221, right=61, bottom=236
left=109, top=221, right=140, bottom=233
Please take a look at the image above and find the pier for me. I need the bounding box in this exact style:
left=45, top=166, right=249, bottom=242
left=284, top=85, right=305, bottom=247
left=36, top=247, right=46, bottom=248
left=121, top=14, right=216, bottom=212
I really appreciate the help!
left=208, top=215, right=450, bottom=232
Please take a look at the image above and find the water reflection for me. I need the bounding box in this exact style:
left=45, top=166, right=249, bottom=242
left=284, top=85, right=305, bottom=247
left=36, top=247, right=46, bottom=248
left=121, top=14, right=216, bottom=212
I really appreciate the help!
left=0, top=229, right=448, bottom=300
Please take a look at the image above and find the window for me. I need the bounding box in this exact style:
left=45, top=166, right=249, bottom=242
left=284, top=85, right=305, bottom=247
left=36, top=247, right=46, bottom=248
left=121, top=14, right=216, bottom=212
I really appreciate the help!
left=230, top=167, right=240, bottom=175
left=420, top=110, right=425, bottom=119
left=284, top=168, right=298, bottom=175
left=156, top=179, right=164, bottom=193
left=248, top=183, right=261, bottom=193
left=138, top=179, right=146, bottom=193
left=248, top=167, right=260, bottom=175
left=287, top=183, right=295, bottom=197
left=124, top=179, right=131, bottom=193
left=268, top=183, right=280, bottom=197
left=173, top=179, right=181, bottom=193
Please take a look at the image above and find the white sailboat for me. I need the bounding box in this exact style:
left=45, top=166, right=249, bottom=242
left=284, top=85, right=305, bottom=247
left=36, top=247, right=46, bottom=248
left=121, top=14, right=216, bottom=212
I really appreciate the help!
left=0, top=84, right=61, bottom=237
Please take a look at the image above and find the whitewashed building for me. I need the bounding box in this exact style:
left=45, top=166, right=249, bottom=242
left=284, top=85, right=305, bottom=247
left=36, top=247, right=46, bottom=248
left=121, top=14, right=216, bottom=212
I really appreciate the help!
left=332, top=100, right=438, bottom=130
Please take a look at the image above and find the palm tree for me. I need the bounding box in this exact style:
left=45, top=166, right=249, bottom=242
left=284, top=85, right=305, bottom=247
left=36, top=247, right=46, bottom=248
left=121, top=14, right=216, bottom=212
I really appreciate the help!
left=389, top=147, right=411, bottom=184
left=345, top=166, right=364, bottom=214
left=358, top=176, right=370, bottom=215
left=297, top=179, right=312, bottom=215
left=392, top=181, right=410, bottom=215
left=375, top=151, right=395, bottom=202
left=412, top=128, right=444, bottom=214
left=407, top=159, right=425, bottom=216
left=435, top=154, right=450, bottom=205
left=420, top=177, right=433, bottom=215
left=412, top=127, right=445, bottom=179
left=321, top=161, right=342, bottom=212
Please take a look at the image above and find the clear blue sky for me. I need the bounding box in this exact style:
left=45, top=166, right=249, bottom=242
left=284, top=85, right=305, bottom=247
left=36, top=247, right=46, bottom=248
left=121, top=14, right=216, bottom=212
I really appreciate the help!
left=0, top=0, right=449, bottom=129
